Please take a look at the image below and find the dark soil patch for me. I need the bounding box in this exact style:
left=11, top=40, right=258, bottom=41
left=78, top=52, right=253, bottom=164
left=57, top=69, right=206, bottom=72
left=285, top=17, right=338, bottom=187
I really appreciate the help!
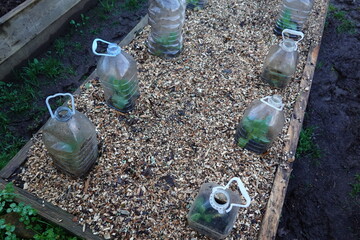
left=277, top=1, right=360, bottom=239
left=0, top=0, right=148, bottom=168
left=0, top=0, right=26, bottom=17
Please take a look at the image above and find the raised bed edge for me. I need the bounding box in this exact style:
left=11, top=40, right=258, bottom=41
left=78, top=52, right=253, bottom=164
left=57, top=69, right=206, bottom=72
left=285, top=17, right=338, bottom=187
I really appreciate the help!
left=0, top=0, right=97, bottom=81
left=1, top=1, right=330, bottom=237
left=0, top=14, right=149, bottom=179
left=0, top=14, right=149, bottom=240
left=258, top=0, right=330, bottom=238
left=0, top=178, right=103, bottom=240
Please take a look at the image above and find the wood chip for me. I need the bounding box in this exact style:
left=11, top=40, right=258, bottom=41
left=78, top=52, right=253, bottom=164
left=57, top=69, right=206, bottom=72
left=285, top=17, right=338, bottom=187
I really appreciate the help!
left=19, top=0, right=327, bottom=239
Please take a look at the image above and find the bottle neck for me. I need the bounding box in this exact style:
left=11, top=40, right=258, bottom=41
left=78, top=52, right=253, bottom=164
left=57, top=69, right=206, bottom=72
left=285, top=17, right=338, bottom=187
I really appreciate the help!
left=54, top=106, right=73, bottom=122
left=106, top=44, right=121, bottom=56
left=280, top=39, right=297, bottom=52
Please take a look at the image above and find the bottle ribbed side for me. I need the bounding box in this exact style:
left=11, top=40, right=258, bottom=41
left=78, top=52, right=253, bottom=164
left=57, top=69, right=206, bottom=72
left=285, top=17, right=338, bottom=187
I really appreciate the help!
left=100, top=72, right=139, bottom=112
left=49, top=132, right=98, bottom=177
left=261, top=66, right=291, bottom=89
left=235, top=124, right=270, bottom=154
left=147, top=0, right=186, bottom=59
left=274, top=2, right=313, bottom=35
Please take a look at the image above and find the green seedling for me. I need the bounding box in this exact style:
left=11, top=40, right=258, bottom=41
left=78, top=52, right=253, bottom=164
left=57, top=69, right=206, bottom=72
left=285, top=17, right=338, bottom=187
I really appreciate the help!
left=296, top=126, right=322, bottom=159
left=109, top=77, right=136, bottom=110
left=278, top=8, right=298, bottom=31
left=0, top=183, right=79, bottom=239
left=327, top=5, right=357, bottom=34
left=350, top=174, right=360, bottom=197
left=155, top=32, right=179, bottom=46
left=237, top=116, right=271, bottom=148
left=99, top=0, right=115, bottom=13
left=70, top=14, right=89, bottom=34
left=190, top=196, right=221, bottom=223
left=54, top=39, right=66, bottom=56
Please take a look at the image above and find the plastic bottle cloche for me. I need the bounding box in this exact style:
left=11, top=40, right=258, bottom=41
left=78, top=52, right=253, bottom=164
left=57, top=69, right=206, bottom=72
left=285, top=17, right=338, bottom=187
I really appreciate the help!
left=235, top=95, right=285, bottom=154
left=42, top=93, right=98, bottom=177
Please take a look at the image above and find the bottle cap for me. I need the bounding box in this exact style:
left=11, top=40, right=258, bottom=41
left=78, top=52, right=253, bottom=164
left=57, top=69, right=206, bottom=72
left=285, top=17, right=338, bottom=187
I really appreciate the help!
left=92, top=38, right=121, bottom=57
left=46, top=93, right=76, bottom=122
left=209, top=177, right=251, bottom=214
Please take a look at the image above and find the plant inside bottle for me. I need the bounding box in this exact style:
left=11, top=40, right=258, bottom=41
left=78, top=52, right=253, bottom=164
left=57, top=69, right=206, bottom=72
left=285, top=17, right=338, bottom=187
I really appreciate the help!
left=189, top=195, right=230, bottom=233
left=261, top=67, right=291, bottom=89
left=236, top=116, right=271, bottom=154
left=107, top=76, right=137, bottom=111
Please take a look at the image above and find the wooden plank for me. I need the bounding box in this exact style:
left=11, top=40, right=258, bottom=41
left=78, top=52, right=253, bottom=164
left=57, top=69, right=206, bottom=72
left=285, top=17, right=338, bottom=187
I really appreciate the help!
left=0, top=140, right=33, bottom=179
left=258, top=1, right=330, bottom=238
left=0, top=0, right=36, bottom=24
left=0, top=179, right=103, bottom=240
left=0, top=14, right=149, bottom=179
left=0, top=0, right=97, bottom=80
left=258, top=45, right=321, bottom=240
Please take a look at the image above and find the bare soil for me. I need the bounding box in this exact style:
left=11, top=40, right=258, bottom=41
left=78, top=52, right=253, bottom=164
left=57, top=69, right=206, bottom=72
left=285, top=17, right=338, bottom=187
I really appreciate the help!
left=277, top=0, right=360, bottom=239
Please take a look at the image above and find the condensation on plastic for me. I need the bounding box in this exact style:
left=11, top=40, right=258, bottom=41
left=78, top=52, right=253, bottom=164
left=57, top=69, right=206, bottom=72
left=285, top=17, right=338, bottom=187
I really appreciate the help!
left=260, top=29, right=303, bottom=89
left=274, top=0, right=314, bottom=35
left=188, top=177, right=250, bottom=239
left=147, top=0, right=186, bottom=59
left=93, top=39, right=139, bottom=112
left=43, top=93, right=98, bottom=177
left=235, top=95, right=285, bottom=154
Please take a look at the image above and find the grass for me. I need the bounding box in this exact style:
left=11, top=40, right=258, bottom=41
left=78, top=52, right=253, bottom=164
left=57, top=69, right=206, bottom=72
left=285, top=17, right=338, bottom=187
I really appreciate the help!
left=296, top=127, right=322, bottom=159
left=70, top=14, right=90, bottom=35
left=0, top=54, right=76, bottom=170
left=327, top=4, right=357, bottom=34
left=350, top=174, right=360, bottom=197
left=99, top=0, right=116, bottom=13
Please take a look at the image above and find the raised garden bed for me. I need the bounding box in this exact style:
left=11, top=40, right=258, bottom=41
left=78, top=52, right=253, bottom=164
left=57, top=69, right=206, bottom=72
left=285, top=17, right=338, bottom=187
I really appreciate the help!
left=0, top=0, right=97, bottom=80
left=1, top=0, right=329, bottom=239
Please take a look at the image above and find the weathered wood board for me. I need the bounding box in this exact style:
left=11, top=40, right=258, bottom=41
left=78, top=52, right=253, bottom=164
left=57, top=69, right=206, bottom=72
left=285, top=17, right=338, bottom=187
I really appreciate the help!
left=0, top=0, right=97, bottom=81
left=0, top=0, right=330, bottom=238
left=0, top=14, right=149, bottom=239
left=0, top=179, right=103, bottom=240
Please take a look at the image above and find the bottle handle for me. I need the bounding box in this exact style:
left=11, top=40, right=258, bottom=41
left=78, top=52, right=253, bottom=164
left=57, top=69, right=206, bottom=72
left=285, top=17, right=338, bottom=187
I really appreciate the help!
left=92, top=38, right=118, bottom=57
left=209, top=177, right=251, bottom=214
left=224, top=177, right=251, bottom=212
left=282, top=29, right=304, bottom=43
left=261, top=96, right=284, bottom=111
left=46, top=93, right=75, bottom=119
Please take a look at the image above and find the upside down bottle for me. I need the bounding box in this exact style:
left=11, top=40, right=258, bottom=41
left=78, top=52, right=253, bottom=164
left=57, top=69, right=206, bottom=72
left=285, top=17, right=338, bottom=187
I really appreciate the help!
left=92, top=38, right=139, bottom=112
left=261, top=29, right=304, bottom=89
left=42, top=93, right=98, bottom=177
left=235, top=95, right=285, bottom=154
left=147, top=0, right=186, bottom=59
left=274, top=0, right=314, bottom=36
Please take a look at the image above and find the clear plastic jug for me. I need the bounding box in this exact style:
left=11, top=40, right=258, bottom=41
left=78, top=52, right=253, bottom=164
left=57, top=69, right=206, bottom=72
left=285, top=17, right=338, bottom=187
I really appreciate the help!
left=188, top=177, right=251, bottom=239
left=274, top=0, right=314, bottom=35
left=235, top=95, right=285, bottom=154
left=92, top=38, right=139, bottom=112
left=42, top=93, right=98, bottom=177
left=147, top=0, right=186, bottom=59
left=261, top=29, right=304, bottom=89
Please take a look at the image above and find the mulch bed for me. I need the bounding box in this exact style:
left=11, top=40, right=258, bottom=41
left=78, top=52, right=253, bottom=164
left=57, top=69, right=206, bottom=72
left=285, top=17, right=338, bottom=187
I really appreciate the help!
left=19, top=0, right=327, bottom=239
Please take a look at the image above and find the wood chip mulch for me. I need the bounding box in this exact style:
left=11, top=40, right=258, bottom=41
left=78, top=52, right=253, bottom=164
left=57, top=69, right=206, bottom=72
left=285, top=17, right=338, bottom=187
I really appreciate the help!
left=20, top=0, right=327, bottom=239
